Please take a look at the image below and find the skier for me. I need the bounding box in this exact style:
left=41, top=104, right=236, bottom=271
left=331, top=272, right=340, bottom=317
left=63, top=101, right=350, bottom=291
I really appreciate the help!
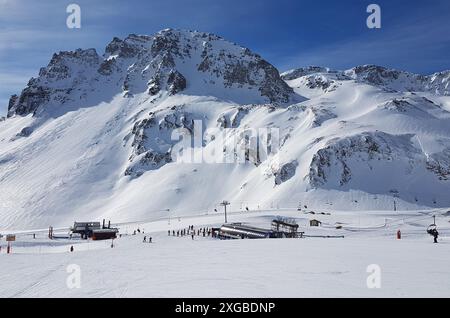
left=173, top=230, right=175, bottom=236
left=70, top=246, right=74, bottom=253
left=149, top=237, right=152, bottom=243
left=191, top=234, right=194, bottom=240
left=168, top=230, right=170, bottom=236
left=432, top=229, right=439, bottom=243
left=143, top=236, right=147, bottom=243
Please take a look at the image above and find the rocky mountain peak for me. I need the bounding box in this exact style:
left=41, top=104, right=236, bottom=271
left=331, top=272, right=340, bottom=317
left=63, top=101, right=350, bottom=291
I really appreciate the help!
left=7, top=29, right=297, bottom=118
left=281, top=66, right=332, bottom=80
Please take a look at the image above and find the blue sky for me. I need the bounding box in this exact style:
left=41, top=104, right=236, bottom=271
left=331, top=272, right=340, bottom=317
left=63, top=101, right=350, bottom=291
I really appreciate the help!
left=1, top=0, right=449, bottom=115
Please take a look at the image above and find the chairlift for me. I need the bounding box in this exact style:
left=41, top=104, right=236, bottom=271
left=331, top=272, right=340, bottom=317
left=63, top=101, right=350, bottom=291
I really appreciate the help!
left=427, top=224, right=437, bottom=235
left=427, top=216, right=437, bottom=236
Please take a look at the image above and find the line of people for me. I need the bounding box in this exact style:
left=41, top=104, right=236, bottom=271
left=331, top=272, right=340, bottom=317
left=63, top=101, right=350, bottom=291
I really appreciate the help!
left=168, top=225, right=212, bottom=240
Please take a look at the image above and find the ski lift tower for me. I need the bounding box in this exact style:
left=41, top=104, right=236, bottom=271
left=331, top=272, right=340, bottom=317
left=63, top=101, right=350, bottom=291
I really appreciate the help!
left=220, top=200, right=230, bottom=223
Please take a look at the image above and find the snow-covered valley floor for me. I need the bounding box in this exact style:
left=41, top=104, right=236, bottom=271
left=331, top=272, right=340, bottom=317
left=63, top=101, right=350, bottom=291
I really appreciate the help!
left=1, top=208, right=450, bottom=298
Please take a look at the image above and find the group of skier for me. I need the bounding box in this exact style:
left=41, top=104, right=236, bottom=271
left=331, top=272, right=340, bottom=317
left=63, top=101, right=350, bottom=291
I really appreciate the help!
left=168, top=225, right=212, bottom=240
left=142, top=236, right=152, bottom=243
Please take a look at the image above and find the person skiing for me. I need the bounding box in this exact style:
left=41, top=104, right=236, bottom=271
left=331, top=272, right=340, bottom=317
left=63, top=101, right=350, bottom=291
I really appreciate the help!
left=168, top=230, right=170, bottom=236
left=433, top=229, right=439, bottom=243
left=149, top=237, right=152, bottom=243
left=70, top=246, right=74, bottom=252
left=143, top=236, right=147, bottom=243
left=191, top=234, right=194, bottom=240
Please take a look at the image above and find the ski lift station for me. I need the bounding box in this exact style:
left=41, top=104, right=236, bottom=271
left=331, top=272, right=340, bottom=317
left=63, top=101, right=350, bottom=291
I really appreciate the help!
left=216, top=218, right=304, bottom=240
left=70, top=219, right=118, bottom=240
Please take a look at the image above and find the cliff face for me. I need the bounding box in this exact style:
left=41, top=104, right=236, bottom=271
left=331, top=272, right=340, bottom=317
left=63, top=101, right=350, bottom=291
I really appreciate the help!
left=8, top=29, right=297, bottom=118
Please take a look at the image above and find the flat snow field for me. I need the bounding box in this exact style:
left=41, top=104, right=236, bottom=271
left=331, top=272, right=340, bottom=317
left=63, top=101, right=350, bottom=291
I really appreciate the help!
left=1, top=208, right=449, bottom=298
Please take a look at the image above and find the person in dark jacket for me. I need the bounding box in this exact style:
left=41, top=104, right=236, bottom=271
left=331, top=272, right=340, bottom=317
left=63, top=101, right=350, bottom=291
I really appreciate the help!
left=433, top=229, right=439, bottom=243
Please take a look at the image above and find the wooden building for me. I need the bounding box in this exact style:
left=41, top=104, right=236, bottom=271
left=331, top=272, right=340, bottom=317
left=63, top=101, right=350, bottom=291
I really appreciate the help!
left=309, top=219, right=322, bottom=227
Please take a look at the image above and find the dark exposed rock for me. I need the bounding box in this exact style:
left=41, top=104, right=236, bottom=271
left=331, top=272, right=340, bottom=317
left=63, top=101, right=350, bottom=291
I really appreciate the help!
left=125, top=110, right=200, bottom=178
left=217, top=106, right=250, bottom=129
left=7, top=29, right=299, bottom=118
left=426, top=148, right=450, bottom=180
left=17, top=127, right=33, bottom=137
left=281, top=66, right=331, bottom=80
left=349, top=65, right=402, bottom=86
left=147, top=76, right=161, bottom=95
left=308, top=132, right=419, bottom=187
left=98, top=58, right=117, bottom=75
left=105, top=35, right=150, bottom=58
left=8, top=87, right=50, bottom=117
left=167, top=70, right=186, bottom=95
left=274, top=160, right=299, bottom=185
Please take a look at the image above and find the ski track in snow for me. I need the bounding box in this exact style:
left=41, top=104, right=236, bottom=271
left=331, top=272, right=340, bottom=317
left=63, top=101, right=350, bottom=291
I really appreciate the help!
left=1, top=208, right=450, bottom=298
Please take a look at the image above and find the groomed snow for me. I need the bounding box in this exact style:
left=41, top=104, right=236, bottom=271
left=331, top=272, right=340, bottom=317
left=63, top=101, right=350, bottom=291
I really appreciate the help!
left=1, top=208, right=449, bottom=297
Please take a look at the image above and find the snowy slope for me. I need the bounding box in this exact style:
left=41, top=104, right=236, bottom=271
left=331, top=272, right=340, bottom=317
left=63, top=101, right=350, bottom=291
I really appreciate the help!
left=1, top=30, right=450, bottom=230
left=1, top=208, right=450, bottom=297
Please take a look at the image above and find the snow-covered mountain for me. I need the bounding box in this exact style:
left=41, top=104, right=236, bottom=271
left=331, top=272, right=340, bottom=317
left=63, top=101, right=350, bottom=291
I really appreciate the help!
left=1, top=29, right=450, bottom=229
